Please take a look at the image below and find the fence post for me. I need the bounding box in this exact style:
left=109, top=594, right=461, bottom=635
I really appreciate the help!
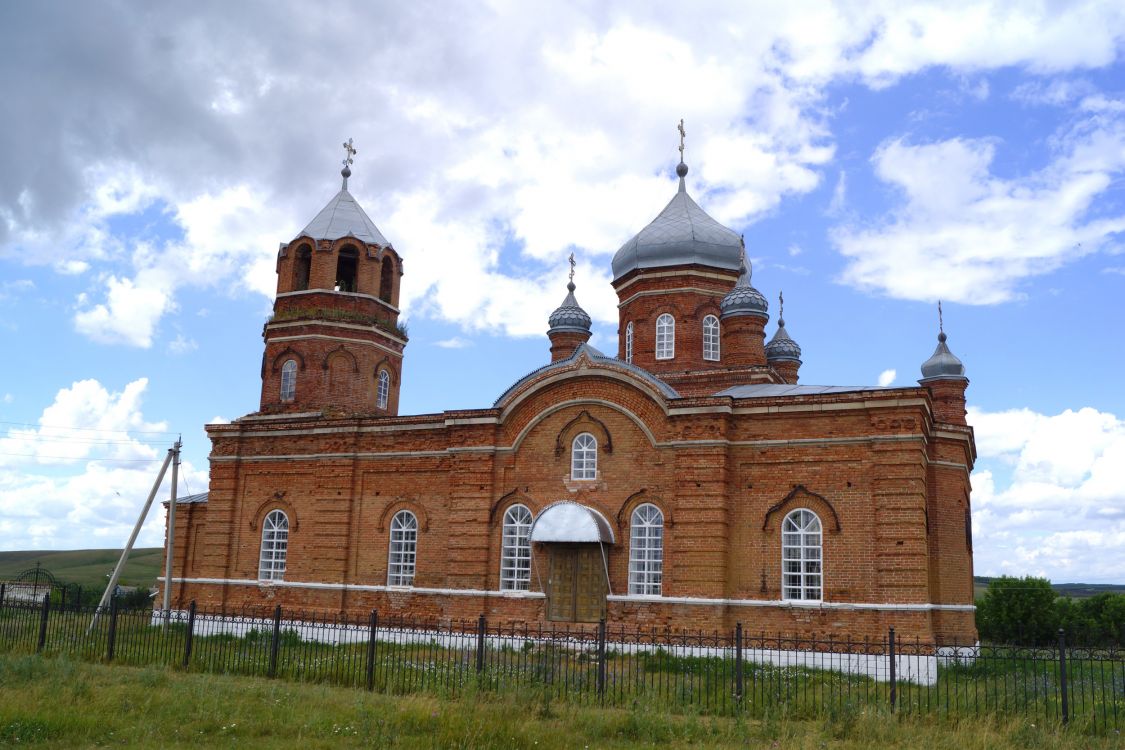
left=1057, top=628, right=1069, bottom=726
left=596, top=618, right=607, bottom=702
left=36, top=592, right=50, bottom=653
left=182, top=600, right=196, bottom=669
left=475, top=614, right=486, bottom=674
left=888, top=626, right=897, bottom=712
left=735, top=622, right=744, bottom=705
left=268, top=605, right=282, bottom=678
left=365, top=610, right=378, bottom=692
left=106, top=596, right=119, bottom=661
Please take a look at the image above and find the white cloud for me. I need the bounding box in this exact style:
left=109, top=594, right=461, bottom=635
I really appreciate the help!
left=833, top=114, right=1125, bottom=303
left=167, top=334, right=198, bottom=355
left=2, top=393, right=12, bottom=404
left=969, top=405, right=1125, bottom=583
left=435, top=337, right=471, bottom=349
left=0, top=379, right=197, bottom=550
left=877, top=369, right=896, bottom=387
left=3, top=3, right=1125, bottom=342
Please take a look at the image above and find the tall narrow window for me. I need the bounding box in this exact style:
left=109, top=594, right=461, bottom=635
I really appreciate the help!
left=258, top=510, right=289, bottom=581
left=292, top=244, right=311, bottom=291
left=379, top=256, right=395, bottom=303
left=655, top=313, right=675, bottom=360
left=628, top=503, right=663, bottom=595
left=703, top=315, right=720, bottom=361
left=782, top=509, right=822, bottom=601
left=571, top=432, right=597, bottom=480
left=280, top=359, right=297, bottom=401
left=624, top=322, right=634, bottom=363
left=336, top=246, right=359, bottom=292
left=500, top=504, right=533, bottom=591
left=376, top=370, right=390, bottom=409
left=387, top=510, right=418, bottom=586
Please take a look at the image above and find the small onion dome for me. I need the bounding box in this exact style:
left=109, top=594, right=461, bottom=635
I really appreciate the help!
left=548, top=281, right=592, bottom=334
left=766, top=318, right=802, bottom=362
left=920, top=332, right=966, bottom=380
left=719, top=254, right=769, bottom=320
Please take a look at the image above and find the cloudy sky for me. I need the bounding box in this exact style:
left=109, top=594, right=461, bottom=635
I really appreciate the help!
left=1, top=1, right=1124, bottom=584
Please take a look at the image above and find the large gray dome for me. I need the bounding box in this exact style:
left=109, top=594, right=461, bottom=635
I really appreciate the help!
left=548, top=282, right=592, bottom=334
left=611, top=165, right=743, bottom=281
left=920, top=333, right=966, bottom=380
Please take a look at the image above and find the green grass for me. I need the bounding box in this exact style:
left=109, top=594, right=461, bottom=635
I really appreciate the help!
left=973, top=576, right=1125, bottom=600
left=0, top=653, right=1117, bottom=749
left=0, top=548, right=162, bottom=590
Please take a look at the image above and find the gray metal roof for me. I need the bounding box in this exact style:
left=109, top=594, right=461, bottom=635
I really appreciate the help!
left=611, top=166, right=742, bottom=280
left=920, top=333, right=966, bottom=380
left=174, top=492, right=208, bottom=505
left=494, top=343, right=679, bottom=406
left=530, top=501, right=616, bottom=544
left=298, top=188, right=388, bottom=245
left=547, top=282, right=592, bottom=334
left=714, top=384, right=892, bottom=398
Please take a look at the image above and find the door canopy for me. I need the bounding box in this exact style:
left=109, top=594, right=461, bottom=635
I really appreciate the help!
left=530, top=501, right=615, bottom=544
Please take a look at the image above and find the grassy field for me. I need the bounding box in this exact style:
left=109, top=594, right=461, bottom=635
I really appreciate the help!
left=0, top=548, right=162, bottom=590
left=0, top=654, right=1115, bottom=749
left=971, top=576, right=1125, bottom=600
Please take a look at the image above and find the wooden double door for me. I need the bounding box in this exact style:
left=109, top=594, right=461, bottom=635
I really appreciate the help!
left=546, top=544, right=607, bottom=623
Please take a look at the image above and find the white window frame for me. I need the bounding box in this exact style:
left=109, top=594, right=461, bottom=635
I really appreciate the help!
left=387, top=510, right=418, bottom=587
left=702, top=315, right=720, bottom=361
left=376, top=370, right=390, bottom=409
left=781, top=508, right=822, bottom=601
left=280, top=359, right=297, bottom=401
left=628, top=503, right=664, bottom=596
left=258, top=509, right=289, bottom=581
left=499, top=504, right=533, bottom=591
left=571, top=432, right=597, bottom=480
left=624, top=321, right=634, bottom=363
left=655, top=314, right=675, bottom=360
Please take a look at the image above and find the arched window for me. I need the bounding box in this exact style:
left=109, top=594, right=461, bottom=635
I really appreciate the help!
left=387, top=510, right=418, bottom=586
left=624, top=321, right=634, bottom=363
left=571, top=432, right=597, bottom=480
left=258, top=510, right=289, bottom=581
left=499, top=504, right=533, bottom=591
left=628, top=503, right=663, bottom=596
left=376, top=370, right=390, bottom=409
left=335, top=245, right=359, bottom=292
left=280, top=359, right=298, bottom=401
left=292, top=244, right=311, bottom=291
left=379, top=256, right=395, bottom=303
left=702, top=315, right=720, bottom=361
left=655, top=314, right=675, bottom=360
left=782, top=509, right=822, bottom=601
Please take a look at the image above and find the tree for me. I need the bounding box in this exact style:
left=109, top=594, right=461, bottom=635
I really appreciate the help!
left=975, top=576, right=1058, bottom=645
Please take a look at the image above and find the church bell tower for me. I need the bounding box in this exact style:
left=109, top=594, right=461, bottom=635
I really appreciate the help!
left=259, top=139, right=407, bottom=416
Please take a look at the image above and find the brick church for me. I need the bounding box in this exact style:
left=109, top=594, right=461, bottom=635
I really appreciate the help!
left=164, top=140, right=978, bottom=645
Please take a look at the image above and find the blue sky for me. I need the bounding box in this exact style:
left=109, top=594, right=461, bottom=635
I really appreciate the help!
left=1, top=1, right=1124, bottom=583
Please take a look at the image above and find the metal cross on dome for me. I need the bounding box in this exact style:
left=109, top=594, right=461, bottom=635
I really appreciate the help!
left=568, top=252, right=576, bottom=283
left=342, top=138, right=357, bottom=167
left=677, top=119, right=686, bottom=161
left=938, top=300, right=944, bottom=334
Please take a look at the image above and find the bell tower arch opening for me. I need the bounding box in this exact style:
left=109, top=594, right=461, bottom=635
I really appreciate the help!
left=379, top=255, right=394, bottom=302
left=336, top=246, right=359, bottom=292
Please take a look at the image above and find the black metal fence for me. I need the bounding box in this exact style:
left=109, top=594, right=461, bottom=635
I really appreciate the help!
left=0, top=593, right=1121, bottom=733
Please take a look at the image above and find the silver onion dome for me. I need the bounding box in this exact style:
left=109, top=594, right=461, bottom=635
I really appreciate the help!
left=766, top=318, right=802, bottom=362
left=920, top=332, right=966, bottom=380
left=720, top=253, right=769, bottom=320
left=548, top=281, right=592, bottom=334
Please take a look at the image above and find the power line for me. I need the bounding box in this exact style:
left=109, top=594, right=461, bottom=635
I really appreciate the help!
left=0, top=451, right=165, bottom=463
left=1, top=434, right=173, bottom=447
left=0, top=420, right=180, bottom=436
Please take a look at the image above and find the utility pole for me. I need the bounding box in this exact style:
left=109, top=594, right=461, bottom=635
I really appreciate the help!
left=162, top=438, right=182, bottom=618
left=89, top=445, right=174, bottom=632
